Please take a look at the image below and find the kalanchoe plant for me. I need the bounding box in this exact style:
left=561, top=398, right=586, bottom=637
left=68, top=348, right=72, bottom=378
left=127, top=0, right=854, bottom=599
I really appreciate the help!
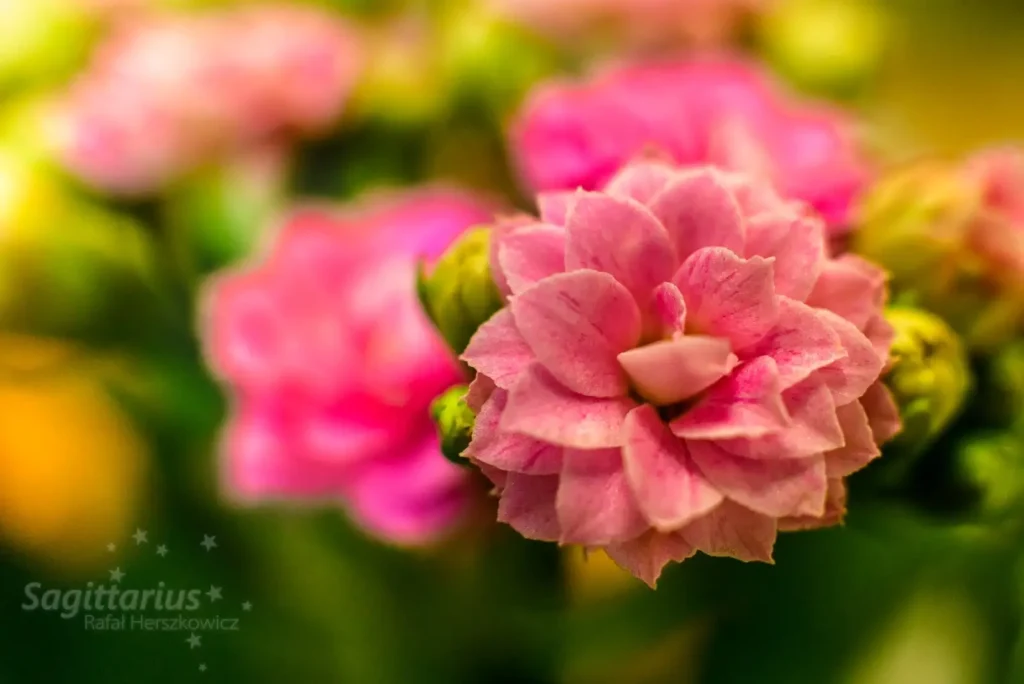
left=429, top=158, right=901, bottom=586
left=853, top=148, right=1024, bottom=352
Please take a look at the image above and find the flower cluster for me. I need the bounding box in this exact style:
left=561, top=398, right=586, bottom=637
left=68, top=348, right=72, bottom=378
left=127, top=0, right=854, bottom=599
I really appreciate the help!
left=201, top=189, right=493, bottom=545
left=460, top=159, right=899, bottom=584
left=50, top=5, right=363, bottom=194
left=512, top=58, right=871, bottom=234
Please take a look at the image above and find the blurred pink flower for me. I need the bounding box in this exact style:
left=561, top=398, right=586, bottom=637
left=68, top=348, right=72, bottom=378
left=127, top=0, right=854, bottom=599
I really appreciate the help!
left=202, top=189, right=494, bottom=545
left=511, top=57, right=871, bottom=233
left=462, top=160, right=898, bottom=585
left=50, top=5, right=363, bottom=195
left=489, top=0, right=770, bottom=47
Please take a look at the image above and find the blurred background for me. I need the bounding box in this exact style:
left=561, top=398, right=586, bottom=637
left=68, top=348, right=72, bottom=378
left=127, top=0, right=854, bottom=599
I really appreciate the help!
left=2, top=0, right=1024, bottom=682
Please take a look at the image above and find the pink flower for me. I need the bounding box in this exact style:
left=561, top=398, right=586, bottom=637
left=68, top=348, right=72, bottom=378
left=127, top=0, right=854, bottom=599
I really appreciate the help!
left=461, top=160, right=899, bottom=585
left=511, top=57, right=871, bottom=234
left=489, top=0, right=770, bottom=47
left=50, top=6, right=363, bottom=195
left=201, top=189, right=494, bottom=545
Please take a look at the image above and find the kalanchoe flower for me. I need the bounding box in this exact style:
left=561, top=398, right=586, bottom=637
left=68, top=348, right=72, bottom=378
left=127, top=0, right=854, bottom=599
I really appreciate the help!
left=419, top=227, right=504, bottom=355
left=488, top=0, right=770, bottom=49
left=460, top=160, right=899, bottom=585
left=511, top=57, right=871, bottom=234
left=201, top=189, right=493, bottom=545
left=49, top=5, right=364, bottom=195
left=853, top=147, right=1024, bottom=351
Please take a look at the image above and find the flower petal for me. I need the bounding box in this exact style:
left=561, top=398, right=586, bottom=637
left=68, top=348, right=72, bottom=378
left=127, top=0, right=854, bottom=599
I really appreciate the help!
left=777, top=478, right=846, bottom=531
left=565, top=192, right=677, bottom=307
left=681, top=499, right=777, bottom=563
left=537, top=191, right=574, bottom=226
left=465, top=374, right=496, bottom=413
left=650, top=281, right=687, bottom=337
left=466, top=391, right=564, bottom=475
left=556, top=448, right=648, bottom=545
left=498, top=223, right=567, bottom=295
left=805, top=255, right=887, bottom=329
left=744, top=211, right=826, bottom=302
left=670, top=357, right=789, bottom=441
left=825, top=400, right=880, bottom=477
left=743, top=297, right=845, bottom=389
left=688, top=440, right=828, bottom=518
left=497, top=473, right=561, bottom=541
left=623, top=405, right=724, bottom=531
left=502, top=364, right=636, bottom=448
left=604, top=161, right=677, bottom=206
left=674, top=247, right=779, bottom=350
left=461, top=308, right=536, bottom=390
left=511, top=270, right=641, bottom=397
left=817, top=309, right=886, bottom=406
left=861, top=381, right=902, bottom=444
left=649, top=170, right=745, bottom=261
left=618, top=336, right=735, bottom=406
left=717, top=375, right=845, bottom=459
left=605, top=530, right=696, bottom=588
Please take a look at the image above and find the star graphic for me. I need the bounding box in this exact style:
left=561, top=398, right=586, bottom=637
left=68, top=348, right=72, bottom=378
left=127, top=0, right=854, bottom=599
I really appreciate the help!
left=106, top=543, right=116, bottom=553
left=199, top=664, right=207, bottom=673
left=156, top=545, right=169, bottom=557
left=109, top=567, right=125, bottom=583
left=242, top=601, right=252, bottom=612
left=206, top=586, right=222, bottom=602
left=132, top=529, right=148, bottom=545
left=200, top=535, right=217, bottom=552
left=186, top=633, right=202, bottom=649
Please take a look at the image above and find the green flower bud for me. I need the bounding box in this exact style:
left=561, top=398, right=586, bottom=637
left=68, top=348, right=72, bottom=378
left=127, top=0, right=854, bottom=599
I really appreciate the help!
left=852, top=160, right=1024, bottom=351
left=759, top=0, right=888, bottom=97
left=431, top=385, right=476, bottom=466
left=419, top=227, right=503, bottom=355
left=883, top=307, right=972, bottom=459
left=952, top=432, right=1024, bottom=520
left=989, top=342, right=1024, bottom=432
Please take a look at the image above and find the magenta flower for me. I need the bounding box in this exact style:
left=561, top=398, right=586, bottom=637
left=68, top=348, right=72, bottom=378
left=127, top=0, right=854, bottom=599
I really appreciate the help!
left=201, top=189, right=494, bottom=545
left=511, top=57, right=871, bottom=234
left=462, top=160, right=899, bottom=585
left=50, top=5, right=363, bottom=194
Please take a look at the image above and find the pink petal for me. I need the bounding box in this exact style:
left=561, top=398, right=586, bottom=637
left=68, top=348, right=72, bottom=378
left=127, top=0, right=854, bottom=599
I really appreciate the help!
left=502, top=364, right=636, bottom=448
left=603, top=161, right=677, bottom=206
left=825, top=400, right=881, bottom=477
left=864, top=314, right=896, bottom=364
left=861, top=381, right=902, bottom=444
left=670, top=357, right=789, bottom=441
left=649, top=169, right=745, bottom=261
left=564, top=192, right=677, bottom=308
left=556, top=448, right=648, bottom=545
left=497, top=472, right=561, bottom=541
left=817, top=309, right=886, bottom=406
left=744, top=211, right=826, bottom=302
left=744, top=297, right=845, bottom=389
left=777, top=478, right=847, bottom=531
left=805, top=255, right=886, bottom=329
left=674, top=247, right=779, bottom=350
left=511, top=270, right=641, bottom=397
left=618, top=336, right=735, bottom=406
left=681, top=499, right=777, bottom=563
left=461, top=308, right=536, bottom=390
left=605, top=530, right=696, bottom=588
left=537, top=191, right=574, bottom=226
left=717, top=376, right=845, bottom=459
left=465, top=374, right=496, bottom=413
left=688, top=440, right=828, bottom=518
left=498, top=223, right=567, bottom=295
left=466, top=390, right=564, bottom=475
left=622, top=405, right=724, bottom=531
left=650, top=282, right=687, bottom=337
